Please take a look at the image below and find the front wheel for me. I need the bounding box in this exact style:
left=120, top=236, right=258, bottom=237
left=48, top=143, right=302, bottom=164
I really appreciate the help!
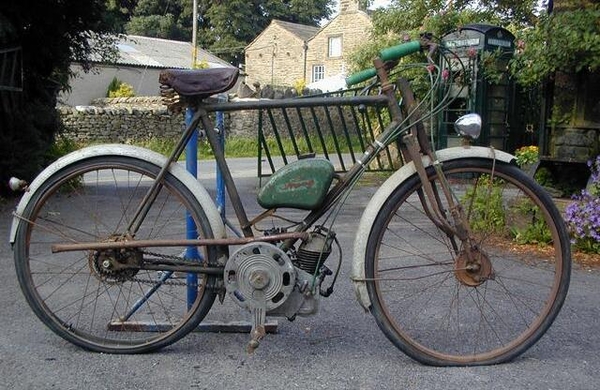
left=13, top=156, right=219, bottom=353
left=365, top=158, right=570, bottom=366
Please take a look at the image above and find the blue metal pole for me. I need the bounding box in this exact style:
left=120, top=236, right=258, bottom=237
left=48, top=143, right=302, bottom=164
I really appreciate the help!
left=215, top=95, right=226, bottom=216
left=185, top=108, right=200, bottom=310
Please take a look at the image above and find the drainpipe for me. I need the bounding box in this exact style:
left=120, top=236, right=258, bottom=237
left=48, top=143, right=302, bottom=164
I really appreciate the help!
left=303, top=41, right=308, bottom=82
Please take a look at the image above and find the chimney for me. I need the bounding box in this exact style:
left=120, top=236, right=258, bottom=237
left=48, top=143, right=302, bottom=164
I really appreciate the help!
left=340, top=0, right=360, bottom=14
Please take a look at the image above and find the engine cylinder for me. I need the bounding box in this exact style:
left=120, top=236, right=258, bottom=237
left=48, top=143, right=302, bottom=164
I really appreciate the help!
left=296, top=230, right=334, bottom=274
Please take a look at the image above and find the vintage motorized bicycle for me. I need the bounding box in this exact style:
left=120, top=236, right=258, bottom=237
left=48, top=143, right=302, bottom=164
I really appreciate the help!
left=9, top=36, right=570, bottom=366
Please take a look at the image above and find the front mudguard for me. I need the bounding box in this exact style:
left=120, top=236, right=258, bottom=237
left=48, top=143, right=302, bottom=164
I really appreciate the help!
left=351, top=146, right=516, bottom=311
left=9, top=144, right=226, bottom=245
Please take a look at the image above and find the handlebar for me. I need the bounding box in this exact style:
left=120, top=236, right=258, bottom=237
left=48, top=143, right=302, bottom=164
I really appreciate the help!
left=345, top=40, right=424, bottom=86
left=379, top=40, right=422, bottom=62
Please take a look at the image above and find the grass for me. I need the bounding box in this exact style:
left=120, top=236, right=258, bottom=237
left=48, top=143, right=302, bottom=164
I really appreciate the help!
left=89, top=134, right=369, bottom=160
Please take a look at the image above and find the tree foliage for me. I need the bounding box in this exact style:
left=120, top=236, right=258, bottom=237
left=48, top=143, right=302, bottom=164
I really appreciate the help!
left=350, top=0, right=538, bottom=71
left=0, top=0, right=119, bottom=196
left=370, top=0, right=538, bottom=37
left=121, top=0, right=334, bottom=64
left=510, top=1, right=600, bottom=86
left=125, top=0, right=192, bottom=41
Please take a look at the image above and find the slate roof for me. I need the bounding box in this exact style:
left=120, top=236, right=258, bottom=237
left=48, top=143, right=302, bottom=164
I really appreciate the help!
left=272, top=20, right=320, bottom=41
left=110, top=35, right=233, bottom=69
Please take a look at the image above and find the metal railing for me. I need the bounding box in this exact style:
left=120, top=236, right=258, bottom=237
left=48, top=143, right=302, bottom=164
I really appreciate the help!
left=255, top=87, right=401, bottom=179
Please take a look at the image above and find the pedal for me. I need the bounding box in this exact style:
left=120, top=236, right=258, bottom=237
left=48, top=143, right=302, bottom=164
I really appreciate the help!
left=247, top=289, right=266, bottom=353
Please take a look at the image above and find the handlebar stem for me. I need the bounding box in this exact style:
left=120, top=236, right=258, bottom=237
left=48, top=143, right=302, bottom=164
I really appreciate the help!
left=373, top=57, right=403, bottom=122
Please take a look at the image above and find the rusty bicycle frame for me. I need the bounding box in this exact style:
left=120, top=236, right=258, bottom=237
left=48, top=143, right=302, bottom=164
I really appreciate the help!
left=50, top=39, right=471, bottom=281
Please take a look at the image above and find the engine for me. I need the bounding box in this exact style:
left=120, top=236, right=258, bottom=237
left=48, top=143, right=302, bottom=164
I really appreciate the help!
left=295, top=228, right=335, bottom=274
left=223, top=228, right=336, bottom=321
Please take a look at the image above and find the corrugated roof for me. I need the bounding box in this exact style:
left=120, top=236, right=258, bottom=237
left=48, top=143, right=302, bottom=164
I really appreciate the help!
left=109, top=35, right=233, bottom=69
left=272, top=20, right=320, bottom=41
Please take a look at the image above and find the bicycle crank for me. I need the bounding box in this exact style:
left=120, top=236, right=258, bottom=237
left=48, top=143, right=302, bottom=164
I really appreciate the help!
left=224, top=242, right=296, bottom=352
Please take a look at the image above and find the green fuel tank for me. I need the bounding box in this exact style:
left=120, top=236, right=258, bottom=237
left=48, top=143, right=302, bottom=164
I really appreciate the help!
left=257, top=158, right=335, bottom=210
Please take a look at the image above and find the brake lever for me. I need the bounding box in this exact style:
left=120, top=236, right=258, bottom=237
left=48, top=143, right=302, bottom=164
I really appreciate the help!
left=419, top=32, right=438, bottom=64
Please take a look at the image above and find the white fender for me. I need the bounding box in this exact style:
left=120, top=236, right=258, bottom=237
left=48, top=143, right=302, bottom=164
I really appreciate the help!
left=351, top=146, right=515, bottom=310
left=9, top=144, right=225, bottom=244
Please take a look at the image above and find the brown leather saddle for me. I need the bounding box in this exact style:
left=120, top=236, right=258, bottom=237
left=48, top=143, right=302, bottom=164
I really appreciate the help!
left=159, top=67, right=239, bottom=99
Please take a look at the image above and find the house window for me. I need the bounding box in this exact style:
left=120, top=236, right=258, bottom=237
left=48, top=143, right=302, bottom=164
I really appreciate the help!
left=328, top=36, right=342, bottom=57
left=312, top=65, right=325, bottom=82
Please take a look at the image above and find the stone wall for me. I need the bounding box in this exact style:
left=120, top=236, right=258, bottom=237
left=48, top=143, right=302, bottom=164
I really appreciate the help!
left=549, top=127, right=600, bottom=162
left=59, top=97, right=186, bottom=142
left=58, top=96, right=374, bottom=144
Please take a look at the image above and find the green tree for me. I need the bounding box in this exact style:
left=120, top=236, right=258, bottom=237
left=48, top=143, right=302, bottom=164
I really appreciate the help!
left=509, top=1, right=600, bottom=86
left=0, top=0, right=119, bottom=196
left=351, top=0, right=538, bottom=71
left=120, top=0, right=334, bottom=64
left=125, top=0, right=191, bottom=40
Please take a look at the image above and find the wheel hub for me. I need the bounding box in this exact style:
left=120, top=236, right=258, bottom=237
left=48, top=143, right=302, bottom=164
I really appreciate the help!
left=88, top=235, right=142, bottom=284
left=454, top=246, right=494, bottom=287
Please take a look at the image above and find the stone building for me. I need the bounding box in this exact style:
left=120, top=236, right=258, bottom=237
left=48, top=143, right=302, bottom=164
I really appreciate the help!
left=244, top=0, right=372, bottom=88
left=244, top=20, right=320, bottom=88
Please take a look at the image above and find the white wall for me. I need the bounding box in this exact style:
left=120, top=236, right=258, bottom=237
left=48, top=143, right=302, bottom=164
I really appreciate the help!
left=59, top=64, right=163, bottom=107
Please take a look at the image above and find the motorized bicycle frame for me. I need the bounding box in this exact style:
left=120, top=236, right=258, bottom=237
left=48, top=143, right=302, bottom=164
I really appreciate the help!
left=42, top=40, right=513, bottom=301
left=10, top=35, right=572, bottom=366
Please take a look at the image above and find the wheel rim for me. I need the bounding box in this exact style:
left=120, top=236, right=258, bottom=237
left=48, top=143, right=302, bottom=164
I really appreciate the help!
left=16, top=159, right=213, bottom=351
left=368, top=162, right=567, bottom=365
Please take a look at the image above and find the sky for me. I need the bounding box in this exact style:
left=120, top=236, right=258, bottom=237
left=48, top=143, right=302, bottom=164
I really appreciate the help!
left=331, top=0, right=392, bottom=15
left=370, top=0, right=392, bottom=9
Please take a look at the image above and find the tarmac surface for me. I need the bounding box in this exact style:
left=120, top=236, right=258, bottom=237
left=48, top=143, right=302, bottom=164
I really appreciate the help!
left=2, top=158, right=600, bottom=390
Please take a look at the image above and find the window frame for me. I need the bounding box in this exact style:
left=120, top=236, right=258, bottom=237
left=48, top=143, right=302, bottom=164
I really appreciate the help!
left=312, top=64, right=325, bottom=83
left=328, top=35, right=342, bottom=58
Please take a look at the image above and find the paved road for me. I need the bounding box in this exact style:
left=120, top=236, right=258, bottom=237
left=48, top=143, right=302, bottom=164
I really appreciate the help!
left=1, top=165, right=600, bottom=390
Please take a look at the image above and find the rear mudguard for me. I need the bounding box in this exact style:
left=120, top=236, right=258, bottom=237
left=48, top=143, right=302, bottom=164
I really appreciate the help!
left=9, top=144, right=225, bottom=245
left=351, top=146, right=515, bottom=310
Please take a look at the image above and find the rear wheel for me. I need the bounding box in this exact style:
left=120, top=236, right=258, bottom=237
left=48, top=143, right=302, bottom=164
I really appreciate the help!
left=14, top=156, right=219, bottom=353
left=365, top=159, right=570, bottom=366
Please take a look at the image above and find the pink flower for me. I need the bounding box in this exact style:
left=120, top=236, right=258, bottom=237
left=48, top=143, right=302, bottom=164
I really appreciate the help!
left=442, top=69, right=450, bottom=80
left=467, top=47, right=477, bottom=58
left=426, top=64, right=436, bottom=73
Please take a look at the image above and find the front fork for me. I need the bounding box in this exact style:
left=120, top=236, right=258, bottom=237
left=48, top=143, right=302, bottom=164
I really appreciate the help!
left=401, top=128, right=491, bottom=280
left=402, top=134, right=470, bottom=242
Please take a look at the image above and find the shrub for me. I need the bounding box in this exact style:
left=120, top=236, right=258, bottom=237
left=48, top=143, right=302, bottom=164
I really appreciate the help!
left=106, top=77, right=135, bottom=98
left=510, top=201, right=552, bottom=246
left=463, top=175, right=506, bottom=233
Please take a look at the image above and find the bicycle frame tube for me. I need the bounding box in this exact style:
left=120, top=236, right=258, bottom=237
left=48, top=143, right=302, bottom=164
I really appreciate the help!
left=199, top=94, right=393, bottom=238
left=125, top=108, right=205, bottom=235
left=124, top=65, right=462, bottom=252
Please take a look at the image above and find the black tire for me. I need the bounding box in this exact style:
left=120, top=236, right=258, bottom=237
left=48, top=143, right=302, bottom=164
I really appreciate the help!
left=365, top=158, right=570, bottom=366
left=13, top=156, right=219, bottom=353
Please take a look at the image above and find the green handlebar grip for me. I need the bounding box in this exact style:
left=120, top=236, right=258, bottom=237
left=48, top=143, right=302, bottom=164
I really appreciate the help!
left=346, top=68, right=377, bottom=86
left=379, top=40, right=422, bottom=62
left=346, top=41, right=422, bottom=86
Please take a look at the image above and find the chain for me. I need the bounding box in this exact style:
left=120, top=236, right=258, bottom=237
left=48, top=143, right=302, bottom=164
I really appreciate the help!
left=117, top=250, right=205, bottom=287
